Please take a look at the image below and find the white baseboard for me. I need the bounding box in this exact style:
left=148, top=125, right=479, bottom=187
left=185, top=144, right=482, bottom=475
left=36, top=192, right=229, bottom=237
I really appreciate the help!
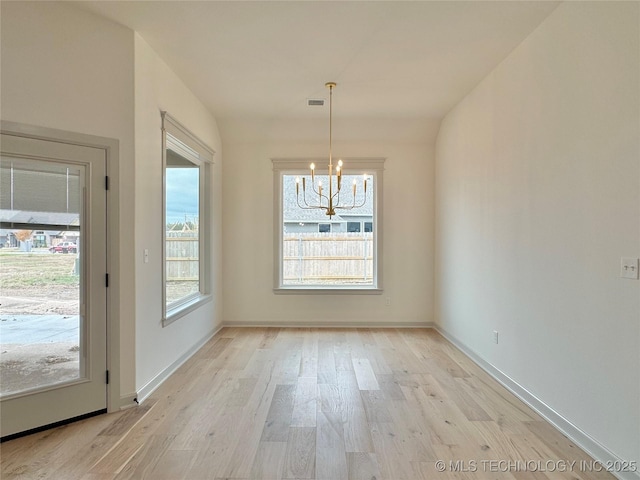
left=223, top=320, right=435, bottom=329
left=435, top=325, right=639, bottom=480
left=136, top=324, right=223, bottom=404
left=119, top=393, right=138, bottom=410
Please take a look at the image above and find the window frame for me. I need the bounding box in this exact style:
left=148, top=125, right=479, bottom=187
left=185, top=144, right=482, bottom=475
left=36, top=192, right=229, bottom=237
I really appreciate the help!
left=272, top=157, right=384, bottom=294
left=161, top=111, right=214, bottom=325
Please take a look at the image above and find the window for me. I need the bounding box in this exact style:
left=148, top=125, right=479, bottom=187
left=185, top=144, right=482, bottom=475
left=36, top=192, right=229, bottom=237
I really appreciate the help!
left=272, top=158, right=384, bottom=292
left=364, top=222, right=373, bottom=233
left=162, top=112, right=214, bottom=324
left=347, top=221, right=361, bottom=233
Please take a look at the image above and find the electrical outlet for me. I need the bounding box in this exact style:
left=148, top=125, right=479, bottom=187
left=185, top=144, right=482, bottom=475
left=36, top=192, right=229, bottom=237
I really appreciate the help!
left=493, top=331, right=499, bottom=344
left=620, top=257, right=639, bottom=279
left=385, top=297, right=391, bottom=306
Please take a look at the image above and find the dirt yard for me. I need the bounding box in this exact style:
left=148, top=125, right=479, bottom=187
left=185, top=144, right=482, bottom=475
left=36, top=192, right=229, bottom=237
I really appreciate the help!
left=0, top=342, right=80, bottom=395
left=0, top=250, right=79, bottom=315
left=0, top=288, right=78, bottom=316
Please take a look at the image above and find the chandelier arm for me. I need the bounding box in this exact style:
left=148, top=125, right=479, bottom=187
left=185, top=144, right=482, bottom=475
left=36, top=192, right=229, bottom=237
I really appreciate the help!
left=334, top=191, right=367, bottom=211
left=301, top=188, right=317, bottom=208
left=308, top=176, right=325, bottom=198
left=302, top=185, right=332, bottom=209
left=353, top=196, right=368, bottom=209
left=297, top=194, right=327, bottom=211
left=310, top=184, right=322, bottom=197
left=319, top=192, right=331, bottom=205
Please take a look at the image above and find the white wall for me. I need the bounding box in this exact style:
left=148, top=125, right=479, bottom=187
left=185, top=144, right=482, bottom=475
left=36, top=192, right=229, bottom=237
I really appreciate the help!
left=0, top=2, right=137, bottom=400
left=435, top=1, right=639, bottom=466
left=0, top=3, right=225, bottom=403
left=134, top=35, right=223, bottom=393
left=223, top=139, right=434, bottom=325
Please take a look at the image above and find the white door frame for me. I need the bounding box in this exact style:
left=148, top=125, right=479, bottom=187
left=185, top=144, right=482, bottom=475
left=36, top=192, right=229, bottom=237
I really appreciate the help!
left=1, top=120, right=121, bottom=413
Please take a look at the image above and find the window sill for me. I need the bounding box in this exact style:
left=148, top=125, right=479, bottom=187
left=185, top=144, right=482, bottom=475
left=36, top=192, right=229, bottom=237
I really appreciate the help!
left=163, top=294, right=212, bottom=326
left=274, top=287, right=383, bottom=295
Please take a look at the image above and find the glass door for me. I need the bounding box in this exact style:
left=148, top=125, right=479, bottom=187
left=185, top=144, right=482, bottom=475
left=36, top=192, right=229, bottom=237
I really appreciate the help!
left=0, top=133, right=107, bottom=438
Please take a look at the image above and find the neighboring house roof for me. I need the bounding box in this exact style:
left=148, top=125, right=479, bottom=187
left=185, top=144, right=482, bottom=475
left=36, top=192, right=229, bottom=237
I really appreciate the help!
left=0, top=209, right=80, bottom=227
left=283, top=174, right=373, bottom=223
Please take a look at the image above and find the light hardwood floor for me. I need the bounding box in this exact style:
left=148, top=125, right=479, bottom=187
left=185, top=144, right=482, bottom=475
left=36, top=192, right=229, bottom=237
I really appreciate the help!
left=1, top=328, right=615, bottom=480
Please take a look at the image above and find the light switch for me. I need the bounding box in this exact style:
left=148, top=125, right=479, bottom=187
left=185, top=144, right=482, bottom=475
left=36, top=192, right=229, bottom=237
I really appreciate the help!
left=144, top=248, right=149, bottom=264
left=620, top=257, right=639, bottom=279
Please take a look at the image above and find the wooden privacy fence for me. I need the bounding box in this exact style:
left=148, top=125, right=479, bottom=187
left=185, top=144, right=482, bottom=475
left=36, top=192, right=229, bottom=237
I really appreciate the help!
left=166, top=234, right=198, bottom=281
left=283, top=232, right=373, bottom=284
left=166, top=231, right=373, bottom=284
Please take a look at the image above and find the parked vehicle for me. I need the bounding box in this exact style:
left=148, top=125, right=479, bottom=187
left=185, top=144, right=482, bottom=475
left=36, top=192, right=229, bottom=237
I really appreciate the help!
left=49, top=242, right=77, bottom=254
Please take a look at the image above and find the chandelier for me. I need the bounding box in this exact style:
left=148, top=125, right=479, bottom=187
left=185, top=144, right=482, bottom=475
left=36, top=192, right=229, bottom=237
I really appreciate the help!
left=295, top=82, right=368, bottom=219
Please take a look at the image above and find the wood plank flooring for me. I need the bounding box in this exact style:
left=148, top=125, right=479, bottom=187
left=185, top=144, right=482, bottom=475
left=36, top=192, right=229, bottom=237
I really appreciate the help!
left=0, top=328, right=615, bottom=480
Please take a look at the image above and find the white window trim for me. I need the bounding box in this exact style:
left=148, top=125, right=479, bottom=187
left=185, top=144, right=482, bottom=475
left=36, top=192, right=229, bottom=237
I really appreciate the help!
left=272, top=157, right=385, bottom=294
left=161, top=111, right=215, bottom=325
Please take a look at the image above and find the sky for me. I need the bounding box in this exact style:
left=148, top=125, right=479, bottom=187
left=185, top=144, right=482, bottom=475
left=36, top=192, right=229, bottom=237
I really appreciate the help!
left=166, top=167, right=199, bottom=224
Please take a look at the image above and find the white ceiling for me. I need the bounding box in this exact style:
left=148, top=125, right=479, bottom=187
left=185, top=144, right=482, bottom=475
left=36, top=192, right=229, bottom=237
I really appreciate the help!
left=74, top=1, right=560, bottom=142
